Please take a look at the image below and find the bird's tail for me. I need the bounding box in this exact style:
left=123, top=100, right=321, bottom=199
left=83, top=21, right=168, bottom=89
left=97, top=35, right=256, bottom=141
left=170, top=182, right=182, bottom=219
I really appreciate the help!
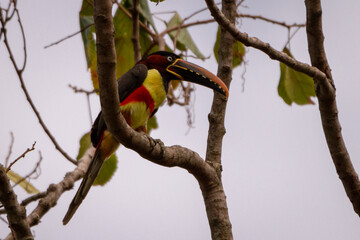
left=62, top=149, right=104, bottom=225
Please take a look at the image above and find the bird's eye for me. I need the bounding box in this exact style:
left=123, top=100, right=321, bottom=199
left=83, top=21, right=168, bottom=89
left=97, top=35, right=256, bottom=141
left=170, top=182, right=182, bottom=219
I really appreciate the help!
left=167, top=56, right=173, bottom=62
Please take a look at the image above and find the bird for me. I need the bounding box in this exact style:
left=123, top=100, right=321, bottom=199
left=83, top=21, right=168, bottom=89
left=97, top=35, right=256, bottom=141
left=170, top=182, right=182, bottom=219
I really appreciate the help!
left=62, top=51, right=229, bottom=225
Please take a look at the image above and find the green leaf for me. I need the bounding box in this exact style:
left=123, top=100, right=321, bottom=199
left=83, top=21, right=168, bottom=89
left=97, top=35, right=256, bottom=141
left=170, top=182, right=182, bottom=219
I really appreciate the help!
left=7, top=170, right=39, bottom=194
left=93, top=153, right=118, bottom=186
left=122, top=0, right=158, bottom=33
left=147, top=115, right=158, bottom=134
left=139, top=0, right=156, bottom=30
left=167, top=12, right=205, bottom=60
left=278, top=48, right=316, bottom=105
left=79, top=0, right=98, bottom=91
left=76, top=132, right=92, bottom=160
left=76, top=132, right=118, bottom=186
left=149, top=0, right=165, bottom=3
left=213, top=27, right=245, bottom=68
left=114, top=7, right=136, bottom=77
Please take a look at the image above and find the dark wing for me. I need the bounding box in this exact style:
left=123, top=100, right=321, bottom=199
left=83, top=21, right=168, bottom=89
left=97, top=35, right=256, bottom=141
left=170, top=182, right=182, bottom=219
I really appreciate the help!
left=90, top=64, right=148, bottom=147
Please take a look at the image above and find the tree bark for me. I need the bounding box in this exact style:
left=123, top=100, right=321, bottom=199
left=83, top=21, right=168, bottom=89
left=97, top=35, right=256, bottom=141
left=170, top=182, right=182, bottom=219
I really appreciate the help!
left=305, top=0, right=360, bottom=217
left=202, top=0, right=235, bottom=239
left=0, top=164, right=33, bottom=240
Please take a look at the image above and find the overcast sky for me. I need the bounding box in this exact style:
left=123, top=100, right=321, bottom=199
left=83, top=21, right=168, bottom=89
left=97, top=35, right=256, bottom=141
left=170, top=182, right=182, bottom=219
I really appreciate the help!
left=1, top=0, right=360, bottom=239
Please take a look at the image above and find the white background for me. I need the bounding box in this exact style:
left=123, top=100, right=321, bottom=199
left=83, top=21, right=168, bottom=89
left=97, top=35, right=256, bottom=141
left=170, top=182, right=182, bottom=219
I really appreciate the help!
left=1, top=0, right=360, bottom=239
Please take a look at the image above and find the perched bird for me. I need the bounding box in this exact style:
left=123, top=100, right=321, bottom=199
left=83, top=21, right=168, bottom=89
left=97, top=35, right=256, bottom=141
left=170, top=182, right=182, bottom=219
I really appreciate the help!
left=63, top=51, right=229, bottom=225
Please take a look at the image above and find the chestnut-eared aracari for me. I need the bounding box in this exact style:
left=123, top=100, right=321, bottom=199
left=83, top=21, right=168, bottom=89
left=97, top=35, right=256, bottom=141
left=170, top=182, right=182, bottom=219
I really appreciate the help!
left=63, top=51, right=229, bottom=225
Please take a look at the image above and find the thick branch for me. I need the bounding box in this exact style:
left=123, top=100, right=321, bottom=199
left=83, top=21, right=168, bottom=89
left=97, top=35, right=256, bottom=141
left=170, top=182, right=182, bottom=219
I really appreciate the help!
left=204, top=0, right=328, bottom=83
left=305, top=0, right=360, bottom=217
left=202, top=0, right=235, bottom=239
left=0, top=165, right=33, bottom=240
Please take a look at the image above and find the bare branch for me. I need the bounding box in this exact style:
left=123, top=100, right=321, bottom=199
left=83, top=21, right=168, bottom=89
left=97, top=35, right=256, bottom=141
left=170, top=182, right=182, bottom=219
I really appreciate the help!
left=12, top=151, right=43, bottom=189
left=204, top=0, right=328, bottom=83
left=159, top=18, right=215, bottom=37
left=6, top=142, right=36, bottom=173
left=305, top=0, right=360, bottom=217
left=238, top=13, right=305, bottom=29
left=4, top=132, right=14, bottom=168
left=0, top=164, right=33, bottom=240
left=0, top=192, right=47, bottom=215
left=0, top=12, right=77, bottom=165
left=20, top=192, right=47, bottom=207
left=4, top=147, right=95, bottom=239
left=68, top=84, right=97, bottom=95
left=15, top=9, right=27, bottom=72
left=44, top=23, right=93, bottom=49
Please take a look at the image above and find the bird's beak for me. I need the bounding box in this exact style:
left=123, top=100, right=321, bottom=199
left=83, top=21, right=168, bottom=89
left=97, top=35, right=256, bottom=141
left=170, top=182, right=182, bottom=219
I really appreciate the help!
left=166, top=59, right=229, bottom=99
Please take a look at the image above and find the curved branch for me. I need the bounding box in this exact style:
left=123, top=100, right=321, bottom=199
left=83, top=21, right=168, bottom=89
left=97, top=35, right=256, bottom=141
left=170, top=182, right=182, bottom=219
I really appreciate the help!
left=93, top=0, right=217, bottom=184
left=204, top=0, right=328, bottom=83
left=305, top=0, right=360, bottom=217
left=0, top=11, right=77, bottom=165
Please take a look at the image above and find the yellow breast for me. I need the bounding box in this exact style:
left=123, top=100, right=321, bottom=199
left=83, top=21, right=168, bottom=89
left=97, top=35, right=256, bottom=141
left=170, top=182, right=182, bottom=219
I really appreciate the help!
left=142, top=69, right=167, bottom=109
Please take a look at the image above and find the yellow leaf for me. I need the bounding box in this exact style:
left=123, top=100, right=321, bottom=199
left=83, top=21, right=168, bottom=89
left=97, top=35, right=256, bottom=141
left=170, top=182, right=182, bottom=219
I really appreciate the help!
left=7, top=170, right=39, bottom=194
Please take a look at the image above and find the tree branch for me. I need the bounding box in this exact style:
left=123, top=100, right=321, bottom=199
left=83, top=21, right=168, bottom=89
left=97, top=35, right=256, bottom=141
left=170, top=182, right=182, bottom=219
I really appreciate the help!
left=202, top=0, right=235, bottom=238
left=238, top=13, right=305, bottom=29
left=0, top=165, right=33, bottom=240
left=131, top=0, right=142, bottom=62
left=93, top=1, right=236, bottom=239
left=0, top=10, right=77, bottom=165
left=4, top=132, right=14, bottom=168
left=6, top=142, right=36, bottom=173
left=4, top=147, right=95, bottom=240
left=205, top=0, right=360, bottom=219
left=93, top=0, right=217, bottom=183
left=305, top=0, right=360, bottom=217
left=44, top=23, right=93, bottom=49
left=204, top=0, right=328, bottom=83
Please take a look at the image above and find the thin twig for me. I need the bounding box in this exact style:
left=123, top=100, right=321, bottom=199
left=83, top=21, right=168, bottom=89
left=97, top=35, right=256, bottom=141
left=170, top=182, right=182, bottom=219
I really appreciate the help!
left=68, top=84, right=96, bottom=126
left=68, top=84, right=97, bottom=95
left=238, top=13, right=306, bottom=28
left=13, top=151, right=43, bottom=189
left=15, top=9, right=27, bottom=72
left=283, top=26, right=302, bottom=50
left=0, top=11, right=77, bottom=165
left=159, top=19, right=215, bottom=37
left=6, top=142, right=36, bottom=173
left=4, top=132, right=15, bottom=168
left=44, top=23, right=93, bottom=49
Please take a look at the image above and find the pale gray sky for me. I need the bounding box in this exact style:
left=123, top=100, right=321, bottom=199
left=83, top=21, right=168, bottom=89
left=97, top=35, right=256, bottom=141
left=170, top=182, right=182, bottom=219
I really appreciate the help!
left=1, top=0, right=360, bottom=239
